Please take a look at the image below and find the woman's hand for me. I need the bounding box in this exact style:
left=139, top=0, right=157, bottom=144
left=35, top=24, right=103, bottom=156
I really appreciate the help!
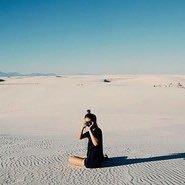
left=86, top=123, right=93, bottom=132
left=82, top=120, right=87, bottom=128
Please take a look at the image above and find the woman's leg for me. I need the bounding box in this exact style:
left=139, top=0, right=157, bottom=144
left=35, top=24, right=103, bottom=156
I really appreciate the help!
left=68, top=156, right=86, bottom=167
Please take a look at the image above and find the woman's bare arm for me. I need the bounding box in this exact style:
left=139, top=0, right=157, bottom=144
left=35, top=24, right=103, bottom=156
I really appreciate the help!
left=77, top=125, right=86, bottom=140
left=88, top=129, right=100, bottom=146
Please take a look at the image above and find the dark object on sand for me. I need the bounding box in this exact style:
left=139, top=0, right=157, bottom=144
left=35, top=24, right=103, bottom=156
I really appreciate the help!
left=56, top=75, right=62, bottom=77
left=0, top=79, right=5, bottom=82
left=103, top=79, right=111, bottom=83
left=177, top=82, right=182, bottom=87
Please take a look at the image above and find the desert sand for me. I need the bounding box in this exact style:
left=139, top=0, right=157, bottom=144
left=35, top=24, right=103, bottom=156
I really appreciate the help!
left=0, top=74, right=185, bottom=185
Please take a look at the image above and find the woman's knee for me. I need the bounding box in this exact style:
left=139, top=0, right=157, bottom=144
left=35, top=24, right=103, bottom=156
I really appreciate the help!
left=68, top=156, right=75, bottom=163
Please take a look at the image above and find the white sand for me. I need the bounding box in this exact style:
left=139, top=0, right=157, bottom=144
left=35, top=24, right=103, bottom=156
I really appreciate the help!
left=0, top=74, right=185, bottom=185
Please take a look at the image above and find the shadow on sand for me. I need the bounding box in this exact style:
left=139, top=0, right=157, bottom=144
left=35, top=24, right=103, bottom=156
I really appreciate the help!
left=101, top=153, right=185, bottom=168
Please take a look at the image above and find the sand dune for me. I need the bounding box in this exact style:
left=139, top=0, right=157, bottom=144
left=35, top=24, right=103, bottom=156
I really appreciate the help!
left=0, top=75, right=185, bottom=184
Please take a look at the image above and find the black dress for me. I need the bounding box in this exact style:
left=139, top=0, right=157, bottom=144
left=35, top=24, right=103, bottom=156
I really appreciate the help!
left=83, top=127, right=104, bottom=168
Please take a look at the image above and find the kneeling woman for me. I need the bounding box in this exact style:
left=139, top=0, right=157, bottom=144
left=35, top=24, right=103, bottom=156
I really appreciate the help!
left=68, top=112, right=104, bottom=168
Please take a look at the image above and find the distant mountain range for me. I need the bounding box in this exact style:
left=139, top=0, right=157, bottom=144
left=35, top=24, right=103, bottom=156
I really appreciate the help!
left=0, top=71, right=56, bottom=77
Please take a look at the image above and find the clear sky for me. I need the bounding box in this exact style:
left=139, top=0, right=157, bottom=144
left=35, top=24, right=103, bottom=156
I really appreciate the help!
left=0, top=0, right=185, bottom=74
